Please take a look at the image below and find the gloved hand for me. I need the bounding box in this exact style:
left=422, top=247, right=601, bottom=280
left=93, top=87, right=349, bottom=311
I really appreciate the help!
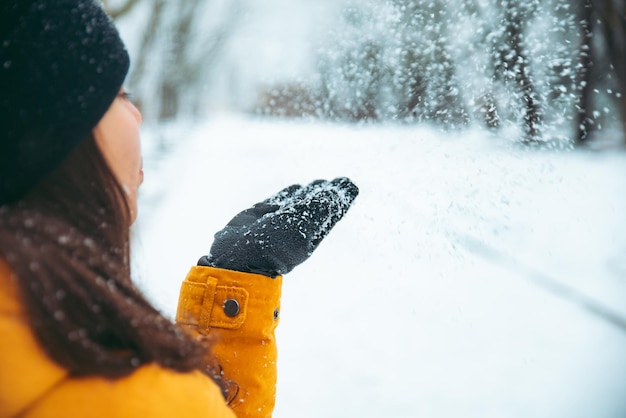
left=198, top=177, right=359, bottom=277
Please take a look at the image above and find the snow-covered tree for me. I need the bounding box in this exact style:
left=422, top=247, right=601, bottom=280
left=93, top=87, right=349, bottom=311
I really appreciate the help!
left=309, top=0, right=624, bottom=145
left=316, top=0, right=469, bottom=126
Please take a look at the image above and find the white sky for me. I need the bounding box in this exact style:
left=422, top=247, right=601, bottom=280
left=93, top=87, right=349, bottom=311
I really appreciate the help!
left=211, top=0, right=344, bottom=106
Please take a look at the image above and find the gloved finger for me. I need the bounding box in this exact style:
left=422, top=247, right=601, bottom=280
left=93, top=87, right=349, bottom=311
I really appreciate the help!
left=226, top=202, right=279, bottom=226
left=288, top=185, right=357, bottom=249
left=282, top=179, right=328, bottom=203
left=263, top=184, right=302, bottom=206
left=310, top=193, right=351, bottom=246
left=296, top=178, right=358, bottom=206
left=263, top=180, right=330, bottom=216
left=299, top=179, right=328, bottom=197
left=263, top=179, right=348, bottom=212
left=299, top=178, right=359, bottom=214
left=329, top=177, right=359, bottom=203
left=252, top=202, right=281, bottom=217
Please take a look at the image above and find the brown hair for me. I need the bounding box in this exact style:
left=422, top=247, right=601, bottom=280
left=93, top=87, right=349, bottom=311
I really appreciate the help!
left=0, top=135, right=226, bottom=389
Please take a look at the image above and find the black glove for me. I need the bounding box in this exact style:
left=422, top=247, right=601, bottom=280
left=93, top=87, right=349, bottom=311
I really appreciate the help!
left=198, top=177, right=359, bottom=277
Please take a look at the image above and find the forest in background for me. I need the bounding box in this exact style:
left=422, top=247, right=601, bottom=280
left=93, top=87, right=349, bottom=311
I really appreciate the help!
left=103, top=0, right=625, bottom=147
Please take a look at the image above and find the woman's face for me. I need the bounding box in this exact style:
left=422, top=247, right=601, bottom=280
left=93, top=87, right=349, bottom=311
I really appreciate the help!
left=93, top=88, right=143, bottom=224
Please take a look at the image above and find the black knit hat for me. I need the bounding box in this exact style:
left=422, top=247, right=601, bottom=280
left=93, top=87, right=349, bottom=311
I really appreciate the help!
left=0, top=0, right=130, bottom=205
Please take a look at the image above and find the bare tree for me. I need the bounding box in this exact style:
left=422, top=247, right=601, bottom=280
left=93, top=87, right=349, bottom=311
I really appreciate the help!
left=575, top=0, right=594, bottom=144
left=575, top=0, right=625, bottom=145
left=156, top=0, right=204, bottom=121
left=126, top=0, right=166, bottom=115
left=119, top=0, right=242, bottom=128
left=595, top=0, right=626, bottom=143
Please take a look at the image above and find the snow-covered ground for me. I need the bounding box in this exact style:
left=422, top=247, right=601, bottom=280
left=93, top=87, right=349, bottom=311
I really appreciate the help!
left=133, top=114, right=626, bottom=418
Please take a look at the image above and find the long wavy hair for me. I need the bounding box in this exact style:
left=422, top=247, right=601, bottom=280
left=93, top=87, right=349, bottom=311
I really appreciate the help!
left=0, top=134, right=227, bottom=392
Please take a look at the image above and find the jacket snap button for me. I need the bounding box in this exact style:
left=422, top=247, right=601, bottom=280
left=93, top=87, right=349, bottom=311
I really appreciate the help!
left=223, top=299, right=240, bottom=317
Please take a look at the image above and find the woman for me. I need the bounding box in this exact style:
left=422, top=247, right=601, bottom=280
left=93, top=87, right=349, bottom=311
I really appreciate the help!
left=0, top=1, right=358, bottom=417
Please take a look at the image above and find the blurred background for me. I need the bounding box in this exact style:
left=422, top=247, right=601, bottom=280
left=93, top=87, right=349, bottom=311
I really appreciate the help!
left=109, top=0, right=626, bottom=417
left=105, top=0, right=625, bottom=147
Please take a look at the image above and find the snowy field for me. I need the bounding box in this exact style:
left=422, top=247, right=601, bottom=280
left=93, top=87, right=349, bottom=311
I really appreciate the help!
left=132, top=114, right=626, bottom=418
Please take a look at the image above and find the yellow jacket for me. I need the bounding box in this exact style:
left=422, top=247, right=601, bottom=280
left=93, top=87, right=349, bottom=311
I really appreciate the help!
left=0, top=261, right=282, bottom=418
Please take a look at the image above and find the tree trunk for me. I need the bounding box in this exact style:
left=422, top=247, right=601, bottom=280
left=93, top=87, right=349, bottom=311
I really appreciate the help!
left=595, top=0, right=626, bottom=143
left=575, top=0, right=594, bottom=145
left=157, top=0, right=204, bottom=121
left=127, top=0, right=166, bottom=113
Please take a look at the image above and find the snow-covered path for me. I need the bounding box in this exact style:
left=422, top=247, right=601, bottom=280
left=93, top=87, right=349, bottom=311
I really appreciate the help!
left=133, top=115, right=626, bottom=418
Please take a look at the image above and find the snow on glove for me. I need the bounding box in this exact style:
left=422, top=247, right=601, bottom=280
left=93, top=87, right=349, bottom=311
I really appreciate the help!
left=197, top=177, right=359, bottom=277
